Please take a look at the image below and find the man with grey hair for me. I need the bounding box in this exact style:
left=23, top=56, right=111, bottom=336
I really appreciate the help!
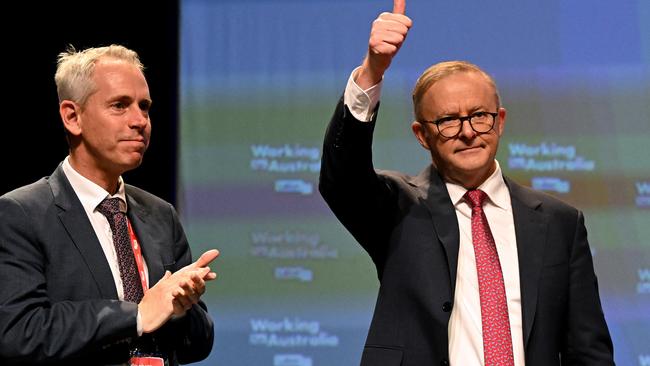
left=319, top=1, right=614, bottom=365
left=0, top=44, right=218, bottom=365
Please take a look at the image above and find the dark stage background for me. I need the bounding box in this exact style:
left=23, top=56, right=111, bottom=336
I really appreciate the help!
left=2, top=0, right=179, bottom=202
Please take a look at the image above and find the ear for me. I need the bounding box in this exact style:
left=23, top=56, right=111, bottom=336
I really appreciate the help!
left=495, top=107, right=507, bottom=136
left=59, top=100, right=82, bottom=136
left=411, top=121, right=431, bottom=150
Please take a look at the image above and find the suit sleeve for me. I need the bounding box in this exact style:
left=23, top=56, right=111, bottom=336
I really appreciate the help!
left=154, top=203, right=214, bottom=364
left=318, top=97, right=397, bottom=263
left=0, top=195, right=139, bottom=364
left=563, top=211, right=615, bottom=364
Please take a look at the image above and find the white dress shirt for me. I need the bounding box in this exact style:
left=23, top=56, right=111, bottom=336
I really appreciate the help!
left=61, top=157, right=150, bottom=299
left=343, top=71, right=525, bottom=365
left=62, top=157, right=150, bottom=336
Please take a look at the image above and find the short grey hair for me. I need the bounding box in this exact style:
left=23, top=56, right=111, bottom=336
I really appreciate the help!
left=54, top=44, right=144, bottom=107
left=412, top=60, right=501, bottom=122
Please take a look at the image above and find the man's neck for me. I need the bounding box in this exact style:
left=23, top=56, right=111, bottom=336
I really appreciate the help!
left=68, top=155, right=121, bottom=194
left=442, top=160, right=497, bottom=190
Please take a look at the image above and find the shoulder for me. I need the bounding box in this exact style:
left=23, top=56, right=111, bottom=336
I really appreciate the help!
left=124, top=184, right=172, bottom=209
left=379, top=164, right=444, bottom=190
left=376, top=168, right=411, bottom=180
left=123, top=185, right=182, bottom=225
left=506, top=177, right=580, bottom=216
left=376, top=168, right=417, bottom=188
left=376, top=168, right=434, bottom=203
left=0, top=177, right=51, bottom=209
left=0, top=178, right=54, bottom=233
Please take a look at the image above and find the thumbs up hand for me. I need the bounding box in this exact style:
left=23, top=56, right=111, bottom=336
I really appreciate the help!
left=356, top=0, right=413, bottom=89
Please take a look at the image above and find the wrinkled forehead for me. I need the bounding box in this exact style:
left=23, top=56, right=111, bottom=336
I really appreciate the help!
left=433, top=70, right=496, bottom=93
left=88, top=58, right=150, bottom=100
left=425, top=71, right=498, bottom=105
left=413, top=75, right=497, bottom=121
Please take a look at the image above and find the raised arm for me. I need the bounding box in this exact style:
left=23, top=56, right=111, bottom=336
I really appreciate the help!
left=355, top=0, right=412, bottom=89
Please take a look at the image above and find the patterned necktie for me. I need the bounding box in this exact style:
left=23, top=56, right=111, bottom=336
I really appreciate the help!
left=465, top=189, right=514, bottom=366
left=96, top=197, right=144, bottom=303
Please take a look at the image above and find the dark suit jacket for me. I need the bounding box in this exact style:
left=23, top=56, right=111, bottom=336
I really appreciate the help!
left=319, top=99, right=614, bottom=366
left=0, top=164, right=213, bottom=365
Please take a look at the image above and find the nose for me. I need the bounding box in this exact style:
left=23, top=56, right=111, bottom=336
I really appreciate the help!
left=457, top=117, right=476, bottom=139
left=128, top=106, right=149, bottom=129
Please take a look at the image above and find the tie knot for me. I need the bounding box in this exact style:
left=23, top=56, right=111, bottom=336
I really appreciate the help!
left=465, top=189, right=488, bottom=208
left=96, top=197, right=122, bottom=218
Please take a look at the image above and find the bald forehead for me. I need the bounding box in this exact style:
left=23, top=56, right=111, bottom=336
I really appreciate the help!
left=418, top=71, right=499, bottom=119
left=427, top=71, right=499, bottom=107
left=435, top=70, right=495, bottom=90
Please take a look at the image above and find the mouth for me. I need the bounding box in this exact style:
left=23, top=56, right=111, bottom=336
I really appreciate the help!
left=121, top=138, right=146, bottom=144
left=455, top=145, right=483, bottom=154
left=121, top=139, right=148, bottom=150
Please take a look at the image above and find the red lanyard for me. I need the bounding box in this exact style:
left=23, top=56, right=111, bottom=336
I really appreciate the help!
left=126, top=219, right=148, bottom=291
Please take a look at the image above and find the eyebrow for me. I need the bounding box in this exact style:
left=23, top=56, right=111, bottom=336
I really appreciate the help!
left=438, top=105, right=493, bottom=116
left=139, top=98, right=153, bottom=107
left=108, top=94, right=152, bottom=105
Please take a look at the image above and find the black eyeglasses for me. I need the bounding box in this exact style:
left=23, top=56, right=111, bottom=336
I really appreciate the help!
left=420, top=111, right=498, bottom=138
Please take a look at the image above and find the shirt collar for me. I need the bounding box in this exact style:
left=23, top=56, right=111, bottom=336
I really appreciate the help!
left=62, top=156, right=128, bottom=213
left=445, top=160, right=510, bottom=210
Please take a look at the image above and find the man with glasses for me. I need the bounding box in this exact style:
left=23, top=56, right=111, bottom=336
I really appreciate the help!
left=318, top=1, right=614, bottom=365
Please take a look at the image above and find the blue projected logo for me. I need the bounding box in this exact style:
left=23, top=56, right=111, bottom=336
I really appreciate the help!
left=274, top=179, right=313, bottom=195
left=635, top=181, right=650, bottom=208
left=531, top=177, right=570, bottom=193
left=274, top=354, right=313, bottom=366
left=275, top=266, right=313, bottom=282
left=637, top=268, right=650, bottom=294
left=639, top=354, right=650, bottom=366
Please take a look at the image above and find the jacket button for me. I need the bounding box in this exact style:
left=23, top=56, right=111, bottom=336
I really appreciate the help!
left=440, top=359, right=449, bottom=366
left=442, top=301, right=452, bottom=312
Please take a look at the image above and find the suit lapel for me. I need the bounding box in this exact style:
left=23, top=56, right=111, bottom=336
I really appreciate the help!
left=50, top=165, right=118, bottom=299
left=126, top=190, right=164, bottom=287
left=505, top=177, right=548, bottom=349
left=409, top=168, right=547, bottom=348
left=411, top=165, right=461, bottom=294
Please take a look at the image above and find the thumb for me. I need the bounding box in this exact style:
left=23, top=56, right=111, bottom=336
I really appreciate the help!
left=194, top=249, right=220, bottom=268
left=393, top=0, right=405, bottom=15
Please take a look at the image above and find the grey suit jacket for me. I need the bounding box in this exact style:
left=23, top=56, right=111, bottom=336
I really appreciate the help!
left=319, top=99, right=614, bottom=365
left=0, top=164, right=213, bottom=365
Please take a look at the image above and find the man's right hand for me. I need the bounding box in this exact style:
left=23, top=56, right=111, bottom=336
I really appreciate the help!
left=137, top=249, right=219, bottom=333
left=355, top=0, right=412, bottom=89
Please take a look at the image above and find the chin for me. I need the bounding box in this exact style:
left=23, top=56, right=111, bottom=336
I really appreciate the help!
left=120, top=156, right=144, bottom=171
left=454, top=155, right=490, bottom=172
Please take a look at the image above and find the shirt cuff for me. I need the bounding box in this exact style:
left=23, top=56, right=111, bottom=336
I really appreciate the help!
left=136, top=309, right=143, bottom=336
left=343, top=66, right=383, bottom=122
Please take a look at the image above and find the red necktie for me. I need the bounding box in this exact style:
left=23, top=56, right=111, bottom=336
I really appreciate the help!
left=465, top=189, right=514, bottom=366
left=97, top=198, right=144, bottom=303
